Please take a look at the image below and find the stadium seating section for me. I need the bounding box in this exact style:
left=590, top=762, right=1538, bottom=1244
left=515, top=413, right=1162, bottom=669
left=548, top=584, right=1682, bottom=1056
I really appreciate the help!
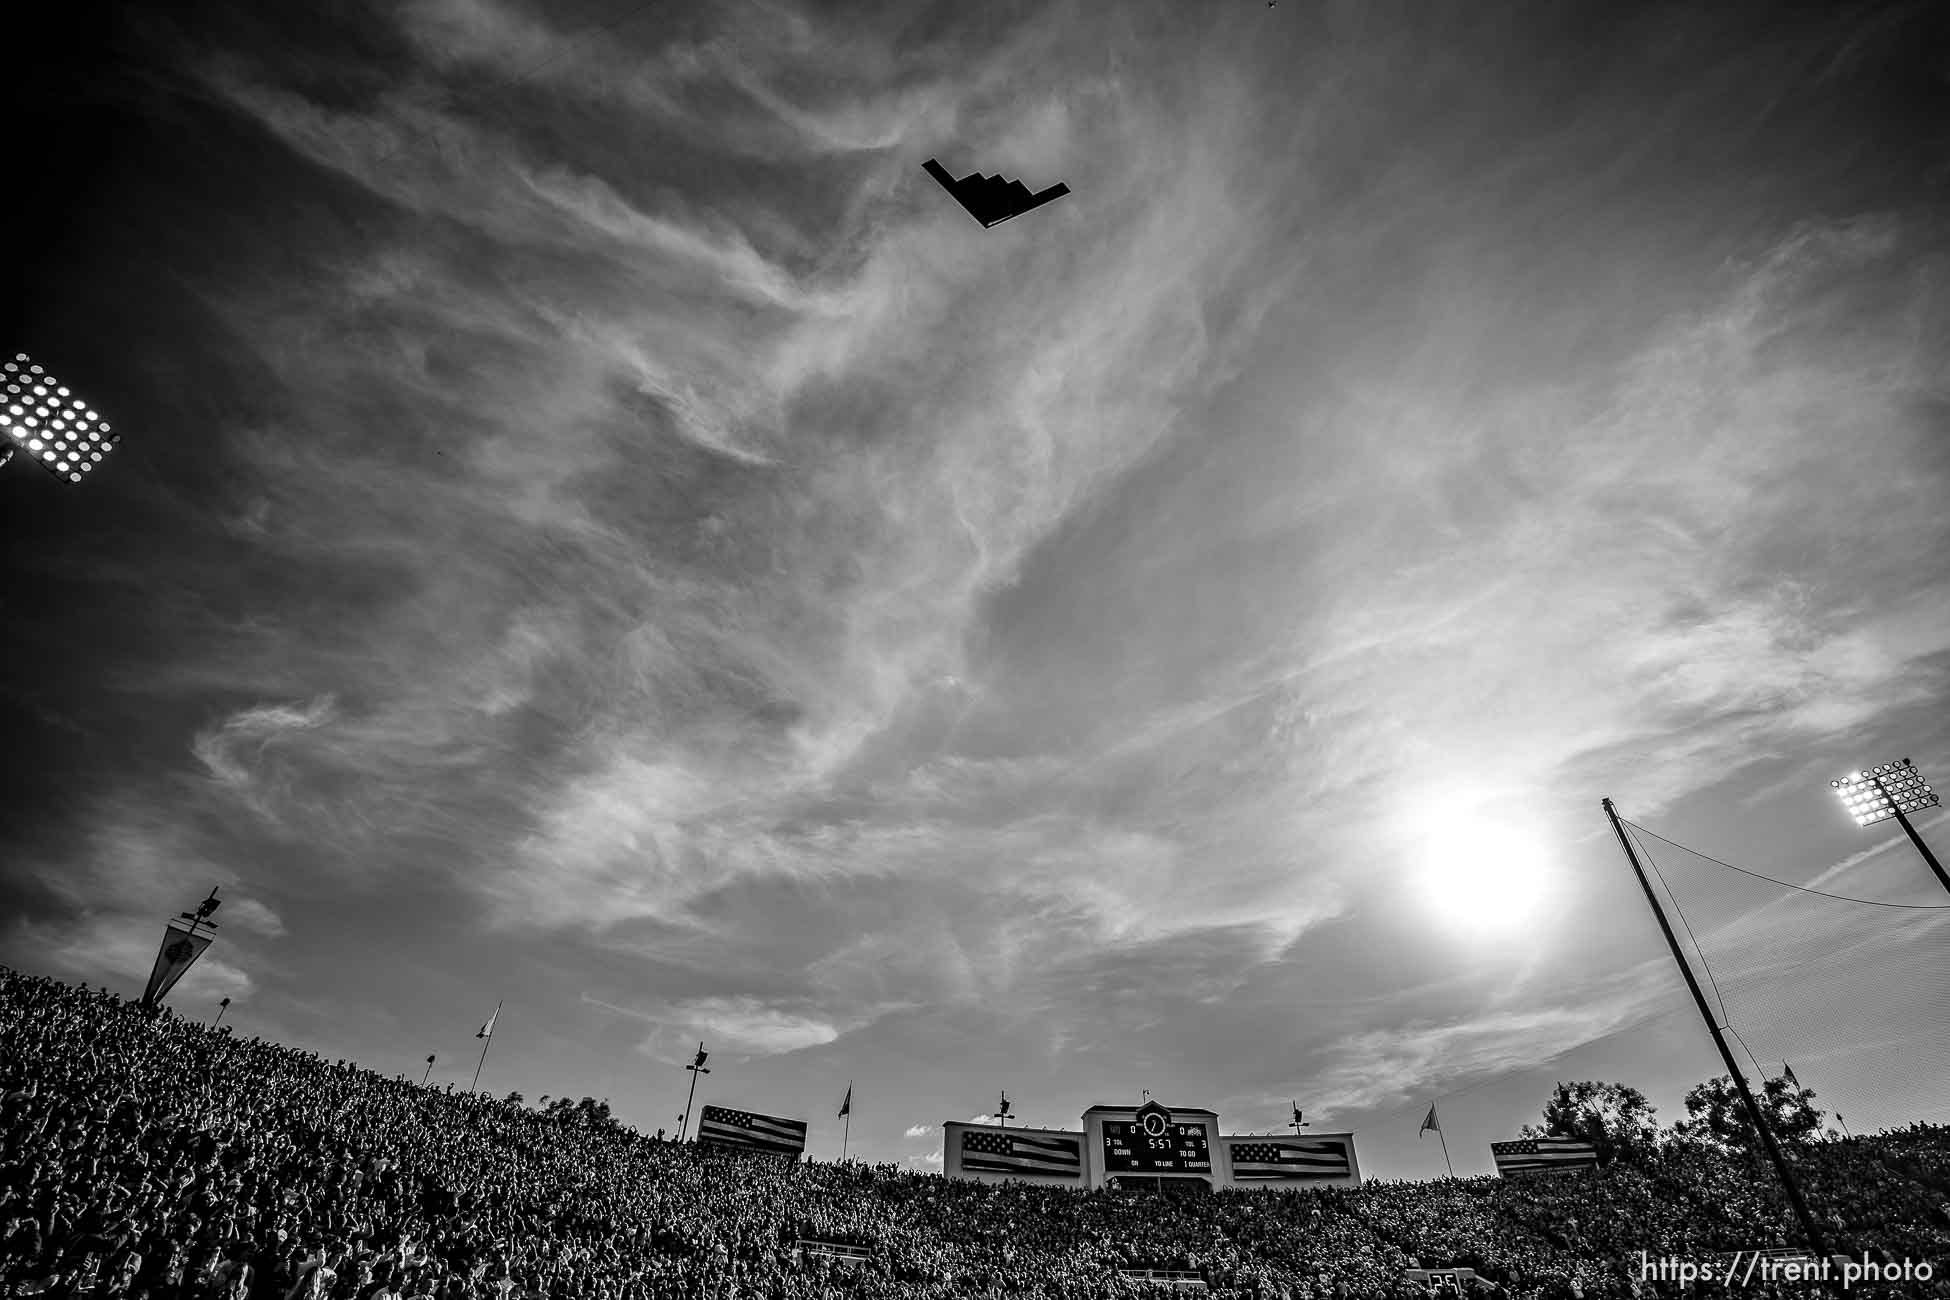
left=2, top=969, right=1946, bottom=1299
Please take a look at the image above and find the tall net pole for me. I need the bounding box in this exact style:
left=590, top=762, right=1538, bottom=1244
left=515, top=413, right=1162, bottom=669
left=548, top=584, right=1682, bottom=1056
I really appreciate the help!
left=1602, top=798, right=1829, bottom=1260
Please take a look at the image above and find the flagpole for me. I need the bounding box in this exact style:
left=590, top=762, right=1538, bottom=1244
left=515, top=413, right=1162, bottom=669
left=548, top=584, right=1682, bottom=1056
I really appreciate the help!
left=470, top=1001, right=500, bottom=1094
left=842, top=1112, right=851, bottom=1163
left=1422, top=1103, right=1454, bottom=1178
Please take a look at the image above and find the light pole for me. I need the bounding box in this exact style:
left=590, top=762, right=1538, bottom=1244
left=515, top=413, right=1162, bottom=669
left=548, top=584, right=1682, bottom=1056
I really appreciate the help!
left=679, top=1043, right=709, bottom=1142
left=421, top=1055, right=435, bottom=1087
left=996, top=1092, right=1012, bottom=1130
left=213, top=997, right=231, bottom=1027
left=1290, top=1103, right=1309, bottom=1136
left=0, top=353, right=121, bottom=483
left=1603, top=799, right=1829, bottom=1260
left=1829, top=759, right=1947, bottom=899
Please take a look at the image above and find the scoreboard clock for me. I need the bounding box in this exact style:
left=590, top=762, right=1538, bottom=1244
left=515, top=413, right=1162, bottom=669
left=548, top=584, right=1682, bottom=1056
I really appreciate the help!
left=1101, top=1101, right=1212, bottom=1174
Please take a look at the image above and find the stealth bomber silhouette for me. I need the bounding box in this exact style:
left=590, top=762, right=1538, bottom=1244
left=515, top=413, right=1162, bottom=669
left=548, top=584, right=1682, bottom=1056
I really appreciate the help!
left=923, top=158, right=1071, bottom=228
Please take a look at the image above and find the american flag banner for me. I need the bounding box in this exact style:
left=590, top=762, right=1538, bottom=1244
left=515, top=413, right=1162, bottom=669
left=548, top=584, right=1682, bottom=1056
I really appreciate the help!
left=1490, top=1137, right=1600, bottom=1175
left=959, top=1129, right=1082, bottom=1177
left=1228, top=1138, right=1353, bottom=1181
left=695, top=1105, right=808, bottom=1157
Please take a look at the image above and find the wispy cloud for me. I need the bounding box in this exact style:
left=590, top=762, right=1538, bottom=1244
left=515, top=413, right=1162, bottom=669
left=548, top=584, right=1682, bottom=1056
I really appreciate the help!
left=8, top=0, right=1947, bottom=1169
left=1304, top=977, right=1680, bottom=1117
left=664, top=995, right=846, bottom=1055
left=221, top=898, right=288, bottom=939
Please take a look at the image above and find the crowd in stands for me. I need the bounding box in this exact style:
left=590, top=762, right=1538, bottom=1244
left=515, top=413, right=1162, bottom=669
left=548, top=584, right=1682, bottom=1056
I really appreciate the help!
left=2, top=968, right=1947, bottom=1300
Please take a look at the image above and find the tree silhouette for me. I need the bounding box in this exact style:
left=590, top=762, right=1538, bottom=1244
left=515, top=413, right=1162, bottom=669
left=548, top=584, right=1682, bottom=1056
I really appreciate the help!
left=1518, top=1081, right=1660, bottom=1165
left=1674, top=1074, right=1825, bottom=1153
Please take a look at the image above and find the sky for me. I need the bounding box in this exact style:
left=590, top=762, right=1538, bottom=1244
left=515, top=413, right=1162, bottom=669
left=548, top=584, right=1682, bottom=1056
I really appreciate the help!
left=2, top=0, right=1948, bottom=1181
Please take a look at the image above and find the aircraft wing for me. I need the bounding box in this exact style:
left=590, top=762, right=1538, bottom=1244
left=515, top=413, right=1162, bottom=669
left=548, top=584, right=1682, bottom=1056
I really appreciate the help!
left=924, top=158, right=1071, bottom=228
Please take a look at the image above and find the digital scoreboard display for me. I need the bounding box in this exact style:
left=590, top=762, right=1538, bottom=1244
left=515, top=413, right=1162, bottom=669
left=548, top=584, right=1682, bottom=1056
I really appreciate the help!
left=1101, top=1118, right=1211, bottom=1174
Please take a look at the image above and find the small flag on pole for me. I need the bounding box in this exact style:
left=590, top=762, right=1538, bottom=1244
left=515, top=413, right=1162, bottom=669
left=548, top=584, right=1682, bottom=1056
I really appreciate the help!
left=1420, top=1105, right=1440, bottom=1136
left=477, top=1006, right=499, bottom=1039
left=1782, top=1062, right=1799, bottom=1088
left=838, top=1085, right=851, bottom=1119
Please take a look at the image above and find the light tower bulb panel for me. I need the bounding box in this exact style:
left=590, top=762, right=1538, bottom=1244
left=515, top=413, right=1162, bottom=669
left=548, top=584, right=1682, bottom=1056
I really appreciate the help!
left=2, top=353, right=120, bottom=483
left=1830, top=759, right=1940, bottom=828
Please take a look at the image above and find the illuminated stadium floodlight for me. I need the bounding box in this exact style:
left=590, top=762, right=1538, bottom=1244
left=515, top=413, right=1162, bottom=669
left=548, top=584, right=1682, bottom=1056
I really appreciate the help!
left=1829, top=758, right=1949, bottom=899
left=0, top=353, right=121, bottom=484
left=1830, top=759, right=1938, bottom=826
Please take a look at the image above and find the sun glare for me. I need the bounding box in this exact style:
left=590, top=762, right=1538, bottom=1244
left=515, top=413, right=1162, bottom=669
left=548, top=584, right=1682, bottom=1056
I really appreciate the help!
left=1417, top=819, right=1553, bottom=934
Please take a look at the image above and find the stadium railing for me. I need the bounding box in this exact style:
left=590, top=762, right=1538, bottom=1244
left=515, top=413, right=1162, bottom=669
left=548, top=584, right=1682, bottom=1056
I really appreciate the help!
left=794, top=1239, right=873, bottom=1266
left=1117, top=1266, right=1209, bottom=1290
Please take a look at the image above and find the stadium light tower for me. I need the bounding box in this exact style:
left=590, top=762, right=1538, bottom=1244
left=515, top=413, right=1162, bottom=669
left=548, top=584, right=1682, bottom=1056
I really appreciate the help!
left=679, top=1042, right=710, bottom=1142
left=0, top=353, right=121, bottom=483
left=1829, top=759, right=1948, bottom=900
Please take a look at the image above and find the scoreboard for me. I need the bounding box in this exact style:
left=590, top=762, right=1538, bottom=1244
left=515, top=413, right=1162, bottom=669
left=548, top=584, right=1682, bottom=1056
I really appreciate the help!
left=945, top=1104, right=1359, bottom=1190
left=1101, top=1116, right=1212, bottom=1174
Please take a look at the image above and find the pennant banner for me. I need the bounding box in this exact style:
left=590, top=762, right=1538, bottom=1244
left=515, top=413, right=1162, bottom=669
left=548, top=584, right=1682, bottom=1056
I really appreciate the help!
left=142, top=919, right=213, bottom=1007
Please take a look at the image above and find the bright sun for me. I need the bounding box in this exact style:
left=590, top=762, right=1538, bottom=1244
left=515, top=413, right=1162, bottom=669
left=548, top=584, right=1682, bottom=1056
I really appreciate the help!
left=1417, top=819, right=1554, bottom=933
